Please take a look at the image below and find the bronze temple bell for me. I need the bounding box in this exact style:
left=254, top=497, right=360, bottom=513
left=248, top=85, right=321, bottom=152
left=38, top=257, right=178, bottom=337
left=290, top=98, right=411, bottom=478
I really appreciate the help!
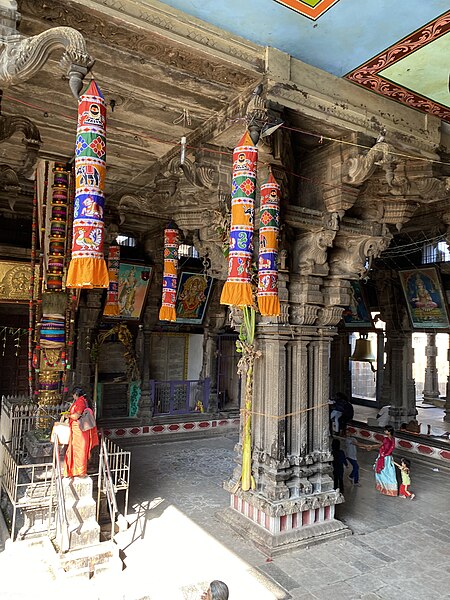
left=350, top=333, right=377, bottom=372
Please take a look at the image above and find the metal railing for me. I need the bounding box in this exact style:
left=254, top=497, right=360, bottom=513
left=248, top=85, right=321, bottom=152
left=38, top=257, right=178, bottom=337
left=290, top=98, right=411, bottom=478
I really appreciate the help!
left=50, top=440, right=69, bottom=552
left=151, top=378, right=210, bottom=416
left=0, top=395, right=66, bottom=462
left=98, top=436, right=120, bottom=541
left=0, top=440, right=55, bottom=541
left=0, top=399, right=131, bottom=544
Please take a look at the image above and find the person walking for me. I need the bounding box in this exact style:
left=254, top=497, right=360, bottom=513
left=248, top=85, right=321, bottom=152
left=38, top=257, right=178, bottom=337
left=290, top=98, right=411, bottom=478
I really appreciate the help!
left=342, top=429, right=362, bottom=487
left=394, top=457, right=415, bottom=500
left=365, top=425, right=398, bottom=496
left=331, top=438, right=348, bottom=492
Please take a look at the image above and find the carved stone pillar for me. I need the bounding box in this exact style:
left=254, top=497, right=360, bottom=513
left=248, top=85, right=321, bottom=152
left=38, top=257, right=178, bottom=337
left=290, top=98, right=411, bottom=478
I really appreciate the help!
left=221, top=273, right=350, bottom=555
left=423, top=333, right=441, bottom=406
left=137, top=327, right=152, bottom=421
left=330, top=330, right=352, bottom=401
left=444, top=338, right=450, bottom=423
left=381, top=332, right=416, bottom=428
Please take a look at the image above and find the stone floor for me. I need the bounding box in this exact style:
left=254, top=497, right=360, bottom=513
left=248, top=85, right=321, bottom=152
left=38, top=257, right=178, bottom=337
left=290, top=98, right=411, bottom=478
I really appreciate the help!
left=354, top=401, right=449, bottom=438
left=1, top=432, right=450, bottom=599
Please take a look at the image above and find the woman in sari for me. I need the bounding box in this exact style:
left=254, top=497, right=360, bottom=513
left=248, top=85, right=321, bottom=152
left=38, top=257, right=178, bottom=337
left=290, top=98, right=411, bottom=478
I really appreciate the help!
left=366, top=425, right=398, bottom=496
left=63, top=387, right=99, bottom=478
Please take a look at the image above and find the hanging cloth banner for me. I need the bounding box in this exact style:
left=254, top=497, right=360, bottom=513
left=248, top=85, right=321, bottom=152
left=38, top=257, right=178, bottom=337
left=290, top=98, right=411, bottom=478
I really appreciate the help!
left=159, top=226, right=180, bottom=322
left=220, top=131, right=257, bottom=307
left=257, top=172, right=280, bottom=317
left=66, top=79, right=109, bottom=288
left=103, top=244, right=120, bottom=316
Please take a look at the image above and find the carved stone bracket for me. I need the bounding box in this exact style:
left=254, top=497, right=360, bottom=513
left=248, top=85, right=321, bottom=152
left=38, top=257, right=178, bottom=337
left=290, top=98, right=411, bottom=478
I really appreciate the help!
left=329, top=231, right=393, bottom=279
left=293, top=227, right=337, bottom=276
left=343, top=140, right=396, bottom=187
left=0, top=112, right=42, bottom=178
left=0, top=2, right=93, bottom=97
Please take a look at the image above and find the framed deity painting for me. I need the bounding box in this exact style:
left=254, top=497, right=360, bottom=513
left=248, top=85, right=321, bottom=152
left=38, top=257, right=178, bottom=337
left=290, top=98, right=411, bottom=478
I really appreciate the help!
left=399, top=267, right=450, bottom=330
left=175, top=272, right=213, bottom=325
left=342, top=280, right=374, bottom=329
left=104, top=262, right=152, bottom=320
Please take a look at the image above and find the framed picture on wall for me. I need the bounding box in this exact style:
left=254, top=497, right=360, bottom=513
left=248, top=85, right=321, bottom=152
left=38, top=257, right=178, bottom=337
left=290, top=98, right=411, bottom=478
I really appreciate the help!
left=399, top=267, right=450, bottom=329
left=104, top=262, right=152, bottom=320
left=342, top=280, right=374, bottom=329
left=175, top=272, right=213, bottom=324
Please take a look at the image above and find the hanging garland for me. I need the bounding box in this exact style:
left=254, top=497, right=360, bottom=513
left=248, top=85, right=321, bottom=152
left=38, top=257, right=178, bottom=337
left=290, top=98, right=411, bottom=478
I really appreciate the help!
left=103, top=244, right=120, bottom=316
left=91, top=323, right=140, bottom=383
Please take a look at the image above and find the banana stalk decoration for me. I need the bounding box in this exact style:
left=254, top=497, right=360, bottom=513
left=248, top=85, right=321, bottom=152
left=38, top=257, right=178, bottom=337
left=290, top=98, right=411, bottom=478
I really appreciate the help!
left=236, top=305, right=261, bottom=492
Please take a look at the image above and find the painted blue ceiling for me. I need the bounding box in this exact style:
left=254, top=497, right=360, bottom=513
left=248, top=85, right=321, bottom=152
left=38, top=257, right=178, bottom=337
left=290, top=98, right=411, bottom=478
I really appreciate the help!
left=159, top=0, right=449, bottom=77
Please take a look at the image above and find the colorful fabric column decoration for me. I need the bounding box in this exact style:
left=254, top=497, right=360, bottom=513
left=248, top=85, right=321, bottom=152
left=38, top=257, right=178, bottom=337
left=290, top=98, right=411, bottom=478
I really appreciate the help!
left=159, top=226, right=180, bottom=322
left=103, top=244, right=120, bottom=316
left=220, top=131, right=257, bottom=308
left=257, top=172, right=280, bottom=316
left=66, top=79, right=109, bottom=288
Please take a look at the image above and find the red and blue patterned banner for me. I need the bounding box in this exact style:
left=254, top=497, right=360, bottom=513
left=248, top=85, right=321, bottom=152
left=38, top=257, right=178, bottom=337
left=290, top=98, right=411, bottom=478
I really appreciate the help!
left=66, top=80, right=109, bottom=288
left=220, top=131, right=257, bottom=307
left=159, top=226, right=180, bottom=322
left=257, top=172, right=280, bottom=316
left=103, top=244, right=120, bottom=316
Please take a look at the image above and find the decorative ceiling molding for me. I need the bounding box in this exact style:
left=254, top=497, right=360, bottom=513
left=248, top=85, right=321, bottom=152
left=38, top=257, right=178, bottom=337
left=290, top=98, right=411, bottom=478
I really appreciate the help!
left=345, top=11, right=450, bottom=122
left=274, top=0, right=339, bottom=20
left=20, top=0, right=263, bottom=82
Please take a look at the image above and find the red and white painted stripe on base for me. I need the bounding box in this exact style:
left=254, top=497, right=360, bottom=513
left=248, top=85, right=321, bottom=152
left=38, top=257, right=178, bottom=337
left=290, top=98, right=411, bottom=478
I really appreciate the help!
left=103, top=418, right=240, bottom=440
left=348, top=425, right=450, bottom=464
left=230, top=494, right=335, bottom=535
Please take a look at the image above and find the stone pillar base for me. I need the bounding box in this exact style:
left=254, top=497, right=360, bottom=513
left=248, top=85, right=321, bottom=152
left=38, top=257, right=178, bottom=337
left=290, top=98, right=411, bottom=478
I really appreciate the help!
left=423, top=396, right=445, bottom=408
left=219, top=491, right=351, bottom=557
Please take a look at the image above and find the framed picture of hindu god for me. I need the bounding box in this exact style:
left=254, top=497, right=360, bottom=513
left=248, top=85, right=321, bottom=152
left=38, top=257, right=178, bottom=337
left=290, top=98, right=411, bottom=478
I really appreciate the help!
left=103, top=262, right=152, bottom=320
left=399, top=268, right=450, bottom=330
left=175, top=272, right=213, bottom=324
left=342, top=280, right=374, bottom=329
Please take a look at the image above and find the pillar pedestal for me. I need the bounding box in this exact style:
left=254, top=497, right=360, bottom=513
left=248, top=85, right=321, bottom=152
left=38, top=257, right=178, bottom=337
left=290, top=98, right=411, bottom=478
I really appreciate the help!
left=221, top=487, right=348, bottom=556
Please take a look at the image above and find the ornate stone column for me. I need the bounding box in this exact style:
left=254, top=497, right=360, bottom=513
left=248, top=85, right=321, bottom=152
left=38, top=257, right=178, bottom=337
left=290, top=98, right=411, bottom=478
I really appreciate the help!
left=443, top=337, right=450, bottom=423
left=422, top=333, right=441, bottom=406
left=221, top=269, right=350, bottom=555
left=329, top=330, right=352, bottom=401
left=375, top=270, right=417, bottom=427
left=381, top=331, right=416, bottom=428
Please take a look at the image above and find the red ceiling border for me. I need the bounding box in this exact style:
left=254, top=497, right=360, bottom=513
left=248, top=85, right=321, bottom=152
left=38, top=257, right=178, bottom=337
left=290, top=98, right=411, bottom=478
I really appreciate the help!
left=345, top=11, right=450, bottom=122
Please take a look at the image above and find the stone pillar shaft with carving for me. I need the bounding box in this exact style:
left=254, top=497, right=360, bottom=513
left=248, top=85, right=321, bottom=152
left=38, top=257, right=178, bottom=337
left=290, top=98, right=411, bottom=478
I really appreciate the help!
left=423, top=333, right=440, bottom=406
left=382, top=332, right=416, bottom=428
left=223, top=324, right=347, bottom=555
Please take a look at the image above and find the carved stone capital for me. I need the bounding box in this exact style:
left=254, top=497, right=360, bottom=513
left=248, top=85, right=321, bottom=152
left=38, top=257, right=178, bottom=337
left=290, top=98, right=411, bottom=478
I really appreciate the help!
left=289, top=304, right=320, bottom=326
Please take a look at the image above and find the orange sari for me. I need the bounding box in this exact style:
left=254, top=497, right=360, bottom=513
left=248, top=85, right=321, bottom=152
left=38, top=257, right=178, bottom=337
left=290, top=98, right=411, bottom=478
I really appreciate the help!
left=63, top=396, right=99, bottom=478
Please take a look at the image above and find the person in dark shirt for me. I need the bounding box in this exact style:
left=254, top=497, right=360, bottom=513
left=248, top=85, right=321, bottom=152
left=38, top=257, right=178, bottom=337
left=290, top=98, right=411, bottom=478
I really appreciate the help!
left=331, top=438, right=348, bottom=492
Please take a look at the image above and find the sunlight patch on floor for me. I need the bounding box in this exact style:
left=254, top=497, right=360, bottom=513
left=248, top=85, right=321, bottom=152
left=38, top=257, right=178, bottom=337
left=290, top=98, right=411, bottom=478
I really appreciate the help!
left=118, top=500, right=286, bottom=600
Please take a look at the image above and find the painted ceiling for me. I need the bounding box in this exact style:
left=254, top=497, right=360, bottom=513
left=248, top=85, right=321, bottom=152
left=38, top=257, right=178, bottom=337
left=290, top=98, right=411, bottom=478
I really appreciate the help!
left=159, top=0, right=450, bottom=121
